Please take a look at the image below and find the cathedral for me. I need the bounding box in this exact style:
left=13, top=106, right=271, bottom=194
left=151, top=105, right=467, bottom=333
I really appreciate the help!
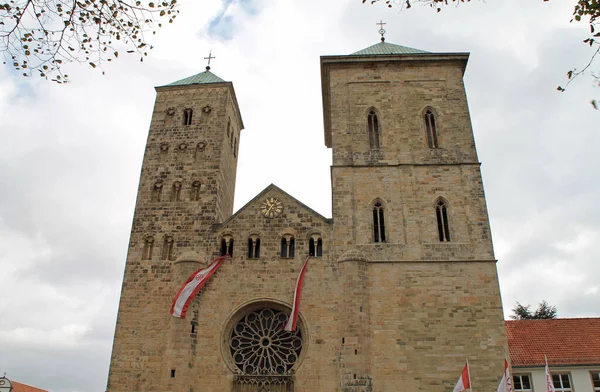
left=106, top=37, right=508, bottom=391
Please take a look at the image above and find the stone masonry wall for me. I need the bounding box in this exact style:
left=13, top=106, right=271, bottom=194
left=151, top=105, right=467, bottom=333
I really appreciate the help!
left=107, top=51, right=509, bottom=392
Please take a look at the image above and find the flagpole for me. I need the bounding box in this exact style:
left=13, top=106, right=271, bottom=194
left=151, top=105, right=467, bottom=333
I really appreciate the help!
left=466, top=359, right=473, bottom=392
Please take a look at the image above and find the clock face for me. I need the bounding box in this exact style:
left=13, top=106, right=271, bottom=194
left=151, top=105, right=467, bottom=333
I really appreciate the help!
left=261, top=197, right=283, bottom=218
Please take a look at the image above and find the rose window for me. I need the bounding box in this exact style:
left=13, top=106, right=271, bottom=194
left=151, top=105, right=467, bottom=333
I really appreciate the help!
left=229, top=308, right=303, bottom=375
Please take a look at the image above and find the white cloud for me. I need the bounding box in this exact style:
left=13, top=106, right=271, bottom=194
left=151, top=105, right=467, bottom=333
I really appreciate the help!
left=1, top=0, right=598, bottom=390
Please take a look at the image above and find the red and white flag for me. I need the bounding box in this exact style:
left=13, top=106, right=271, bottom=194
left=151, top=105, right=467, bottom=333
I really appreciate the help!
left=169, top=256, right=227, bottom=318
left=545, top=356, right=556, bottom=392
left=497, top=359, right=513, bottom=392
left=283, top=256, right=310, bottom=332
left=453, top=362, right=471, bottom=392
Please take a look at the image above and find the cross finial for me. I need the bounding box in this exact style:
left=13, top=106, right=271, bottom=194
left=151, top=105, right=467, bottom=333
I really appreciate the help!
left=204, top=50, right=215, bottom=71
left=377, top=20, right=387, bottom=42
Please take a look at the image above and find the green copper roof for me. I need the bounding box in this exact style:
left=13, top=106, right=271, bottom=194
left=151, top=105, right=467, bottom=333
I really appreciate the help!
left=351, top=41, right=430, bottom=56
left=165, top=68, right=226, bottom=87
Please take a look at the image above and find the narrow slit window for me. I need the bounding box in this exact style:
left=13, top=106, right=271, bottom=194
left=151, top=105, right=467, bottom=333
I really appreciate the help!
left=191, top=181, right=201, bottom=201
left=227, top=239, right=234, bottom=257
left=220, top=238, right=227, bottom=256
left=367, top=110, right=380, bottom=149
left=436, top=200, right=451, bottom=242
left=425, top=109, right=439, bottom=148
left=162, top=236, right=174, bottom=260
left=143, top=236, right=154, bottom=260
left=151, top=182, right=162, bottom=202
left=373, top=201, right=386, bottom=243
left=171, top=182, right=182, bottom=202
left=183, top=109, right=193, bottom=126
left=281, top=237, right=287, bottom=258
left=234, top=137, right=237, bottom=158
left=254, top=238, right=260, bottom=258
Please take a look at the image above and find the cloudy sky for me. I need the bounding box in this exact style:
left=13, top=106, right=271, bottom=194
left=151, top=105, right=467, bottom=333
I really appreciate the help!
left=0, top=0, right=598, bottom=390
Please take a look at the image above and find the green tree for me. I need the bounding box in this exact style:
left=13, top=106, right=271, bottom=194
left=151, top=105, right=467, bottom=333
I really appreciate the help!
left=510, top=301, right=558, bottom=320
left=0, top=0, right=178, bottom=82
left=366, top=0, right=600, bottom=109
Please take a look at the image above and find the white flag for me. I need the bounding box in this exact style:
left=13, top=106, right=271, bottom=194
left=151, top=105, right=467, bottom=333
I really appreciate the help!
left=169, top=256, right=227, bottom=318
left=545, top=356, right=556, bottom=392
left=283, top=256, right=310, bottom=332
left=453, top=362, right=471, bottom=392
left=497, top=359, right=513, bottom=392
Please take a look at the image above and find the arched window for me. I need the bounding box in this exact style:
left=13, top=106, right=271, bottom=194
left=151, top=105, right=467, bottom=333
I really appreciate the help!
left=367, top=109, right=380, bottom=149
left=308, top=234, right=323, bottom=257
left=183, top=108, right=193, bottom=126
left=194, top=142, right=206, bottom=161
left=162, top=236, right=174, bottom=260
left=247, top=237, right=261, bottom=259
left=436, top=199, right=451, bottom=242
left=190, top=181, right=201, bottom=201
left=373, top=201, right=386, bottom=243
left=151, top=182, right=163, bottom=202
left=143, top=236, right=154, bottom=260
left=281, top=235, right=295, bottom=258
left=424, top=108, right=439, bottom=148
left=171, top=182, right=182, bottom=202
left=220, top=236, right=234, bottom=256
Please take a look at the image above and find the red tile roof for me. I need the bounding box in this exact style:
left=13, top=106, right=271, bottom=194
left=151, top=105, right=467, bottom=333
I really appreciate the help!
left=506, top=318, right=600, bottom=367
left=11, top=381, right=49, bottom=392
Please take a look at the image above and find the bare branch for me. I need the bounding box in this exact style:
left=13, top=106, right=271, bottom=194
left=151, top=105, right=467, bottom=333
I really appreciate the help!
left=1, top=0, right=179, bottom=82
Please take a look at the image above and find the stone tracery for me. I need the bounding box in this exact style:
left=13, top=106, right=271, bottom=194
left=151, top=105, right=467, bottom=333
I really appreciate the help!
left=229, top=308, right=303, bottom=376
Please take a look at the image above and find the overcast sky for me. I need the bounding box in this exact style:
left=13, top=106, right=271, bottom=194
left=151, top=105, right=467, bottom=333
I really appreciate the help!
left=0, top=0, right=598, bottom=391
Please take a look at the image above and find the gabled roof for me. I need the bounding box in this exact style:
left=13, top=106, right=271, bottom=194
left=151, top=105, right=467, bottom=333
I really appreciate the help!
left=163, top=68, right=226, bottom=87
left=218, top=184, right=331, bottom=228
left=11, top=380, right=49, bottom=392
left=506, top=318, right=600, bottom=367
left=350, top=41, right=430, bottom=56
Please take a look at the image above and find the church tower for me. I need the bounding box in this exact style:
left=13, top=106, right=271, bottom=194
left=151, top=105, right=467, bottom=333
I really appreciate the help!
left=106, top=66, right=244, bottom=391
left=107, top=39, right=508, bottom=392
left=321, top=39, right=507, bottom=390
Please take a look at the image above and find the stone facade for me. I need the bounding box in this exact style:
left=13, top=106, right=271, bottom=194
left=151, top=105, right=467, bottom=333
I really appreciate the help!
left=107, top=45, right=508, bottom=392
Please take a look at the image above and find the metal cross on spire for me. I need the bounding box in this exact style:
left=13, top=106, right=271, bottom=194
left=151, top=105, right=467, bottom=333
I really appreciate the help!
left=204, top=50, right=215, bottom=71
left=377, top=20, right=387, bottom=42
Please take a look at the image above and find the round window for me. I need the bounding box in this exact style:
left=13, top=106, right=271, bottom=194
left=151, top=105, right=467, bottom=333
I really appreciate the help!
left=229, top=307, right=303, bottom=375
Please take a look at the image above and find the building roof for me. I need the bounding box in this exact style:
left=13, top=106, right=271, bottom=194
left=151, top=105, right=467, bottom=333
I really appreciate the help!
left=11, top=380, right=49, bottom=392
left=164, top=68, right=226, bottom=87
left=506, top=318, right=600, bottom=367
left=219, top=183, right=332, bottom=228
left=350, top=41, right=430, bottom=56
